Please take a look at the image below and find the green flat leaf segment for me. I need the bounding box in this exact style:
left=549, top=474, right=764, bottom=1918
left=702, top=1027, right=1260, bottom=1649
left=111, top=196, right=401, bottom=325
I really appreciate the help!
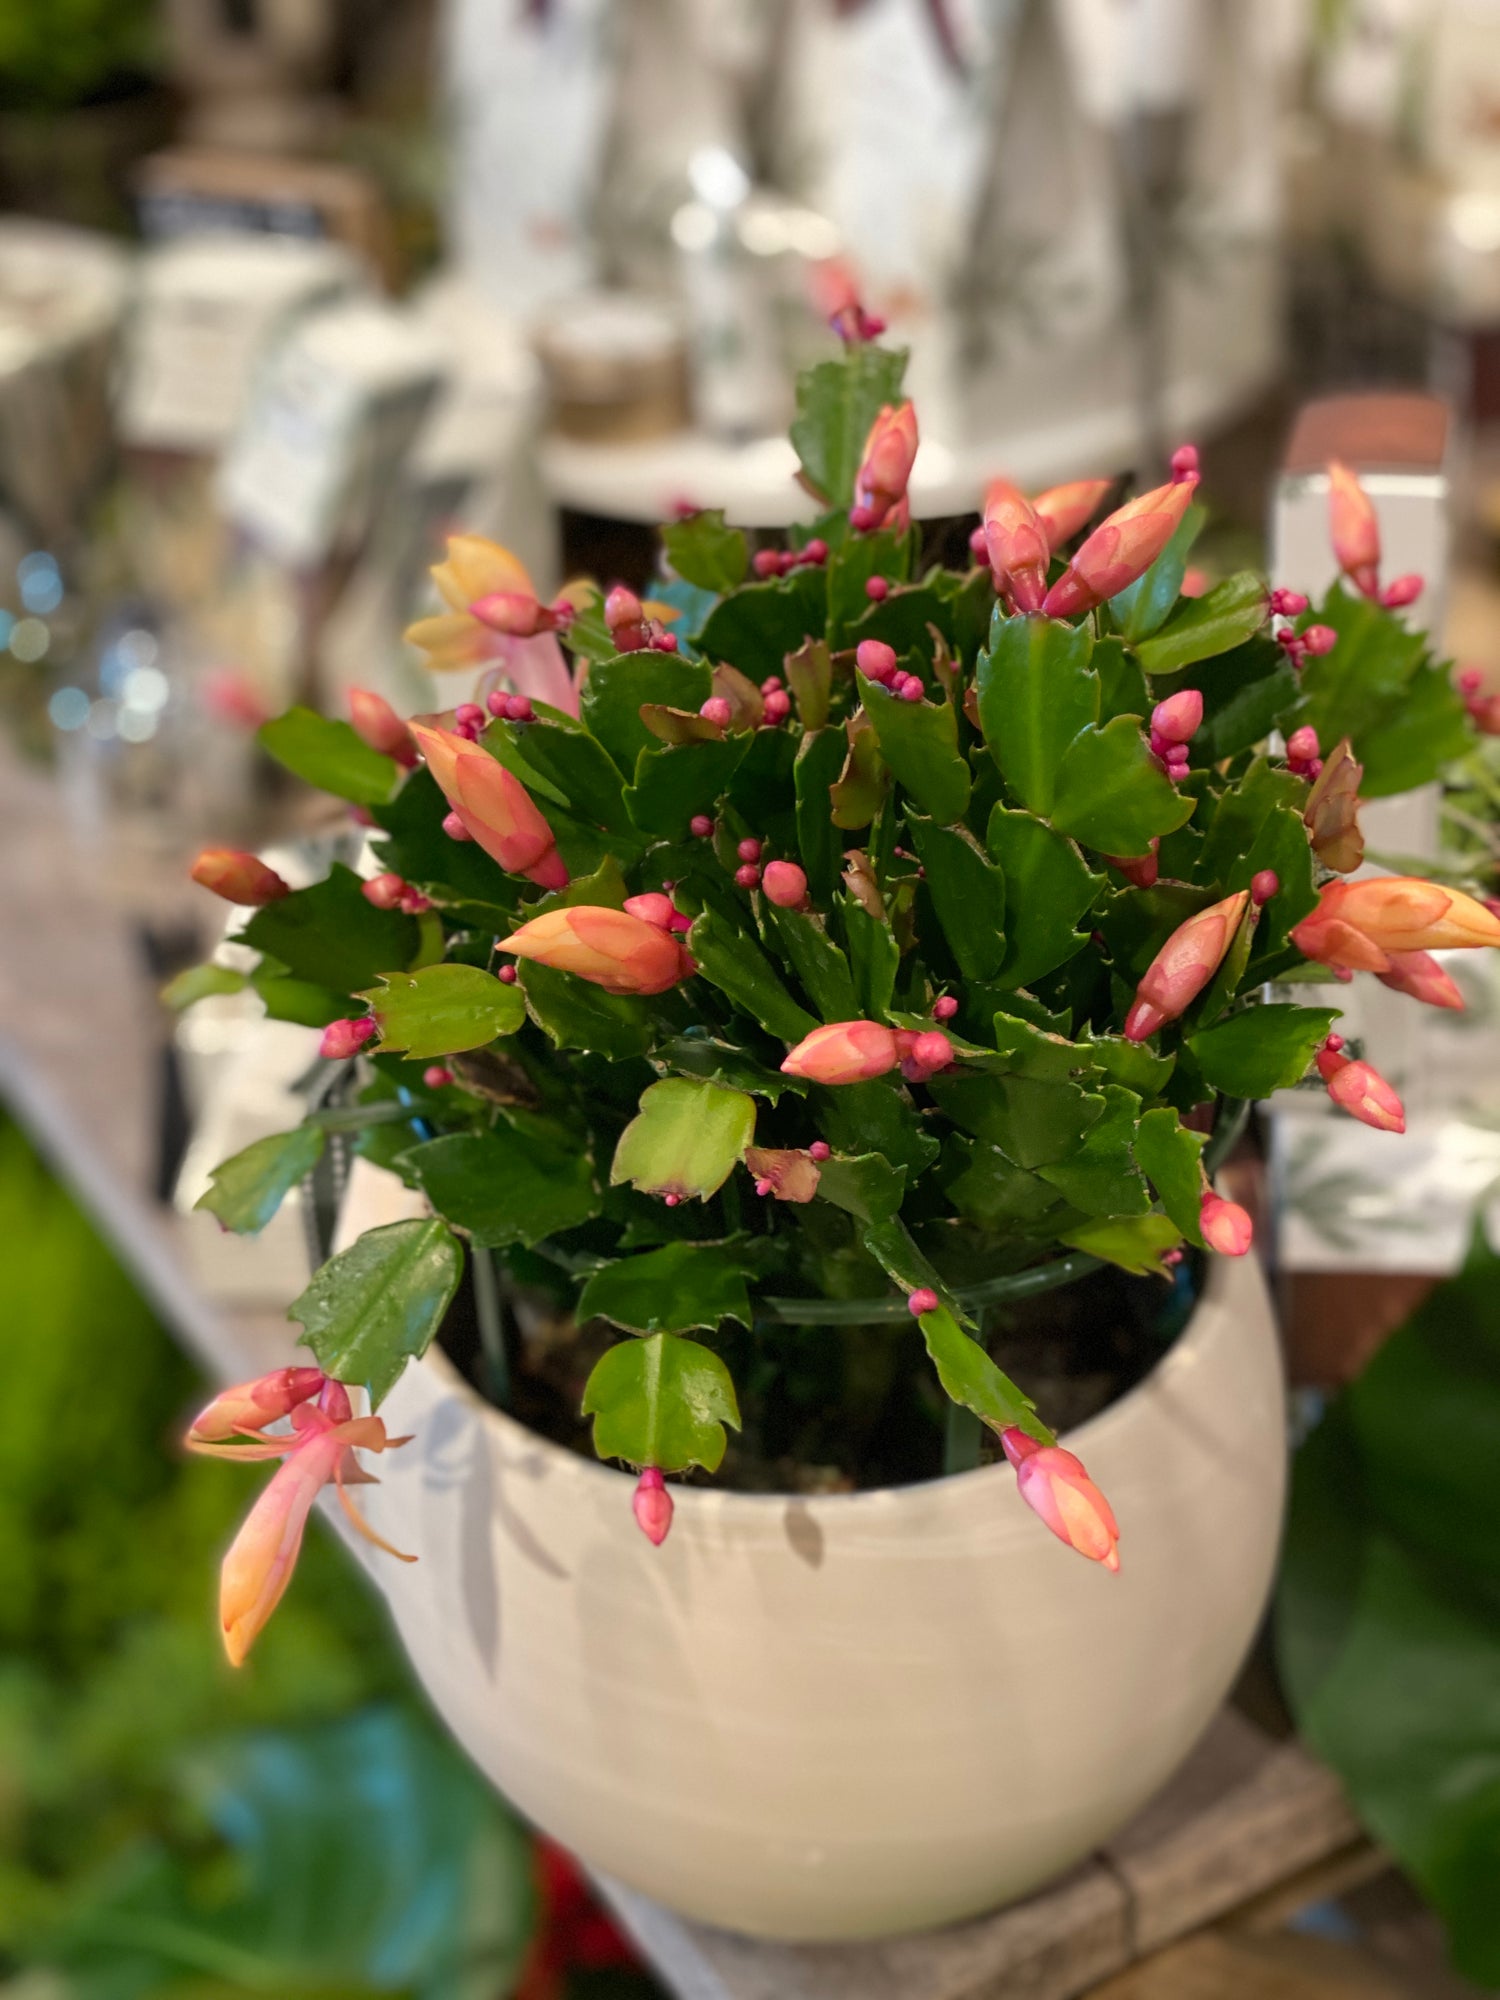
left=291, top=1218, right=464, bottom=1407
left=359, top=963, right=525, bottom=1059
left=790, top=344, right=909, bottom=507
left=1050, top=714, right=1196, bottom=858
left=1133, top=1105, right=1206, bottom=1243
left=1188, top=1003, right=1338, bottom=1099
left=918, top=1303, right=1053, bottom=1447
left=858, top=672, right=971, bottom=824
left=1134, top=571, right=1268, bottom=676
left=661, top=508, right=749, bottom=593
left=582, top=1332, right=741, bottom=1473
left=161, top=962, right=247, bottom=1010
left=258, top=706, right=400, bottom=806
left=196, top=1125, right=325, bottom=1236
left=688, top=907, right=817, bottom=1043
left=611, top=1078, right=757, bottom=1201
left=1061, top=1212, right=1183, bottom=1275
left=239, top=864, right=419, bottom=999
left=400, top=1122, right=599, bottom=1249
left=578, top=1242, right=752, bottom=1334
left=976, top=612, right=1098, bottom=815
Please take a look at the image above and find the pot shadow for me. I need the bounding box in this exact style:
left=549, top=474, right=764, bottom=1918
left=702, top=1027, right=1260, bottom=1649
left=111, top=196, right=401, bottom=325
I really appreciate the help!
left=783, top=1500, right=825, bottom=1568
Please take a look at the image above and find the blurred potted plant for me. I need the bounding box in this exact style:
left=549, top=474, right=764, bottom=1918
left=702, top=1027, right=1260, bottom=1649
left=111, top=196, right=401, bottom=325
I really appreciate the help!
left=170, top=330, right=1497, bottom=1940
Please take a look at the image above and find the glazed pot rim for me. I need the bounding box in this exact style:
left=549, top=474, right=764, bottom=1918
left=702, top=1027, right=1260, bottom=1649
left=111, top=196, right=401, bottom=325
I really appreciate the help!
left=418, top=1250, right=1243, bottom=1516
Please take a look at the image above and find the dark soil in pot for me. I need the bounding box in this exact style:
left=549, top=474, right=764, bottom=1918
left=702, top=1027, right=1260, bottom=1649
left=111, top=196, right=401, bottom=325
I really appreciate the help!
left=435, top=1254, right=1203, bottom=1495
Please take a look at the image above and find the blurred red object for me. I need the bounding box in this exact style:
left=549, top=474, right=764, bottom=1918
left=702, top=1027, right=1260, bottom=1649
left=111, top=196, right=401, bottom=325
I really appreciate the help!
left=513, top=1837, right=643, bottom=1999
left=198, top=665, right=269, bottom=732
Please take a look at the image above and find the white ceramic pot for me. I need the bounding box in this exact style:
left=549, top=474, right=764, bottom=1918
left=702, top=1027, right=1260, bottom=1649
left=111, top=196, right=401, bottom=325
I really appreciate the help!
left=353, top=1250, right=1286, bottom=1942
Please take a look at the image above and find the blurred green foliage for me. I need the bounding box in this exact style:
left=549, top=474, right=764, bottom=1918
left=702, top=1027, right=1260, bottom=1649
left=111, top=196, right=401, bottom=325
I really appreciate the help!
left=0, top=0, right=158, bottom=110
left=1278, top=1219, right=1500, bottom=1988
left=0, top=1114, right=535, bottom=1996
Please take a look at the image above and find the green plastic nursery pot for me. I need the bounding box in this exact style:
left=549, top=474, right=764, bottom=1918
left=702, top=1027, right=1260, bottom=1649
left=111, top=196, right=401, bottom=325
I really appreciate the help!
left=332, top=1182, right=1286, bottom=1943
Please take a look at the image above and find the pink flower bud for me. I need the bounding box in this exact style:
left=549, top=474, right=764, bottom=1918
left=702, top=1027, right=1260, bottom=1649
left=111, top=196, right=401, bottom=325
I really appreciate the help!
left=623, top=892, right=675, bottom=929
left=912, top=1030, right=954, bottom=1072
left=652, top=632, right=680, bottom=654
left=737, top=837, right=762, bottom=862
left=1000, top=1429, right=1120, bottom=1571
left=734, top=863, right=761, bottom=888
left=1123, top=891, right=1249, bottom=1041
left=932, top=995, right=959, bottom=1021
left=497, top=964, right=517, bottom=983
left=1041, top=476, right=1198, bottom=619
left=1200, top=1192, right=1253, bottom=1256
left=1180, top=567, right=1210, bottom=599
left=1105, top=840, right=1160, bottom=889
left=605, top=584, right=643, bottom=630
left=442, top=810, right=472, bottom=841
left=982, top=478, right=1050, bottom=613
left=781, top=1019, right=902, bottom=1084
left=348, top=687, right=417, bottom=765
left=866, top=575, right=890, bottom=601
left=1316, top=1048, right=1406, bottom=1133
left=968, top=526, right=988, bottom=560
left=411, top=724, right=567, bottom=890
left=500, top=904, right=692, bottom=995
left=1170, top=443, right=1200, bottom=482
left=1286, top=725, right=1321, bottom=766
left=856, top=639, right=898, bottom=685
left=190, top=848, right=291, bottom=906
left=1327, top=459, right=1381, bottom=598
left=802, top=538, right=829, bottom=565
left=852, top=400, right=919, bottom=530
left=423, top=1065, right=453, bottom=1088
left=1459, top=668, right=1483, bottom=695
left=808, top=1140, right=831, bottom=1162
left=1251, top=870, right=1280, bottom=906
left=699, top=695, right=732, bottom=727
left=908, top=1288, right=939, bottom=1316
left=753, top=549, right=782, bottom=579
left=763, top=689, right=792, bottom=722
left=1151, top=689, right=1203, bottom=745
left=690, top=814, right=714, bottom=838
left=899, top=678, right=923, bottom=703
left=763, top=860, right=808, bottom=908
left=1032, top=478, right=1114, bottom=552
left=361, top=871, right=409, bottom=910
left=454, top=703, right=486, bottom=737
left=1270, top=587, right=1309, bottom=618
left=1375, top=948, right=1464, bottom=1010
left=1301, top=624, right=1338, bottom=656
left=1380, top=573, right=1423, bottom=609
left=633, top=1467, right=673, bottom=1546
left=505, top=694, right=535, bottom=722
left=320, top=1017, right=377, bottom=1060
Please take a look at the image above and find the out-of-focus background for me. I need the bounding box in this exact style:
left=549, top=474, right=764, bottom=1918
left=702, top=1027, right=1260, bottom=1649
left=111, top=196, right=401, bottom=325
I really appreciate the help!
left=6, top=2, right=1500, bottom=1996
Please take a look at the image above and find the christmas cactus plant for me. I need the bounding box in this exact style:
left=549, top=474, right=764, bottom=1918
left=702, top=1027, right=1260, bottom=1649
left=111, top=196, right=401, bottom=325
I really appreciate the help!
left=176, top=331, right=1500, bottom=1664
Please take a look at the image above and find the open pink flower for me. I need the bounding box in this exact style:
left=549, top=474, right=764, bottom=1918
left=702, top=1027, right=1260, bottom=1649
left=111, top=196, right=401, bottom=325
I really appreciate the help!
left=410, top=723, right=567, bottom=890
left=780, top=1020, right=902, bottom=1084
left=404, top=534, right=579, bottom=716
left=982, top=479, right=1051, bottom=612
left=1000, top=1429, right=1120, bottom=1572
left=499, top=905, right=692, bottom=996
left=1123, top=892, right=1249, bottom=1041
left=186, top=1374, right=412, bottom=1665
left=188, top=1366, right=325, bottom=1446
left=1041, top=475, right=1198, bottom=619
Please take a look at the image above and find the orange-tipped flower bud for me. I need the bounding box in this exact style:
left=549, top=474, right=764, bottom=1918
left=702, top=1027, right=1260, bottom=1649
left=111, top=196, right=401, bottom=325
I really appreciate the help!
left=1041, top=476, right=1198, bottom=619
left=348, top=687, right=417, bottom=766
left=190, top=847, right=291, bottom=906
left=188, top=1367, right=325, bottom=1445
left=410, top=723, right=566, bottom=890
left=982, top=479, right=1050, bottom=612
left=1200, top=1191, right=1253, bottom=1256
left=1317, top=1045, right=1405, bottom=1132
left=1001, top=1429, right=1120, bottom=1572
left=1032, top=478, right=1114, bottom=552
left=780, top=1019, right=902, bottom=1084
left=1122, top=891, right=1249, bottom=1041
left=500, top=905, right=691, bottom=996
left=852, top=401, right=918, bottom=530
left=1292, top=877, right=1500, bottom=973
left=1375, top=948, right=1464, bottom=1011
left=1327, top=459, right=1381, bottom=599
